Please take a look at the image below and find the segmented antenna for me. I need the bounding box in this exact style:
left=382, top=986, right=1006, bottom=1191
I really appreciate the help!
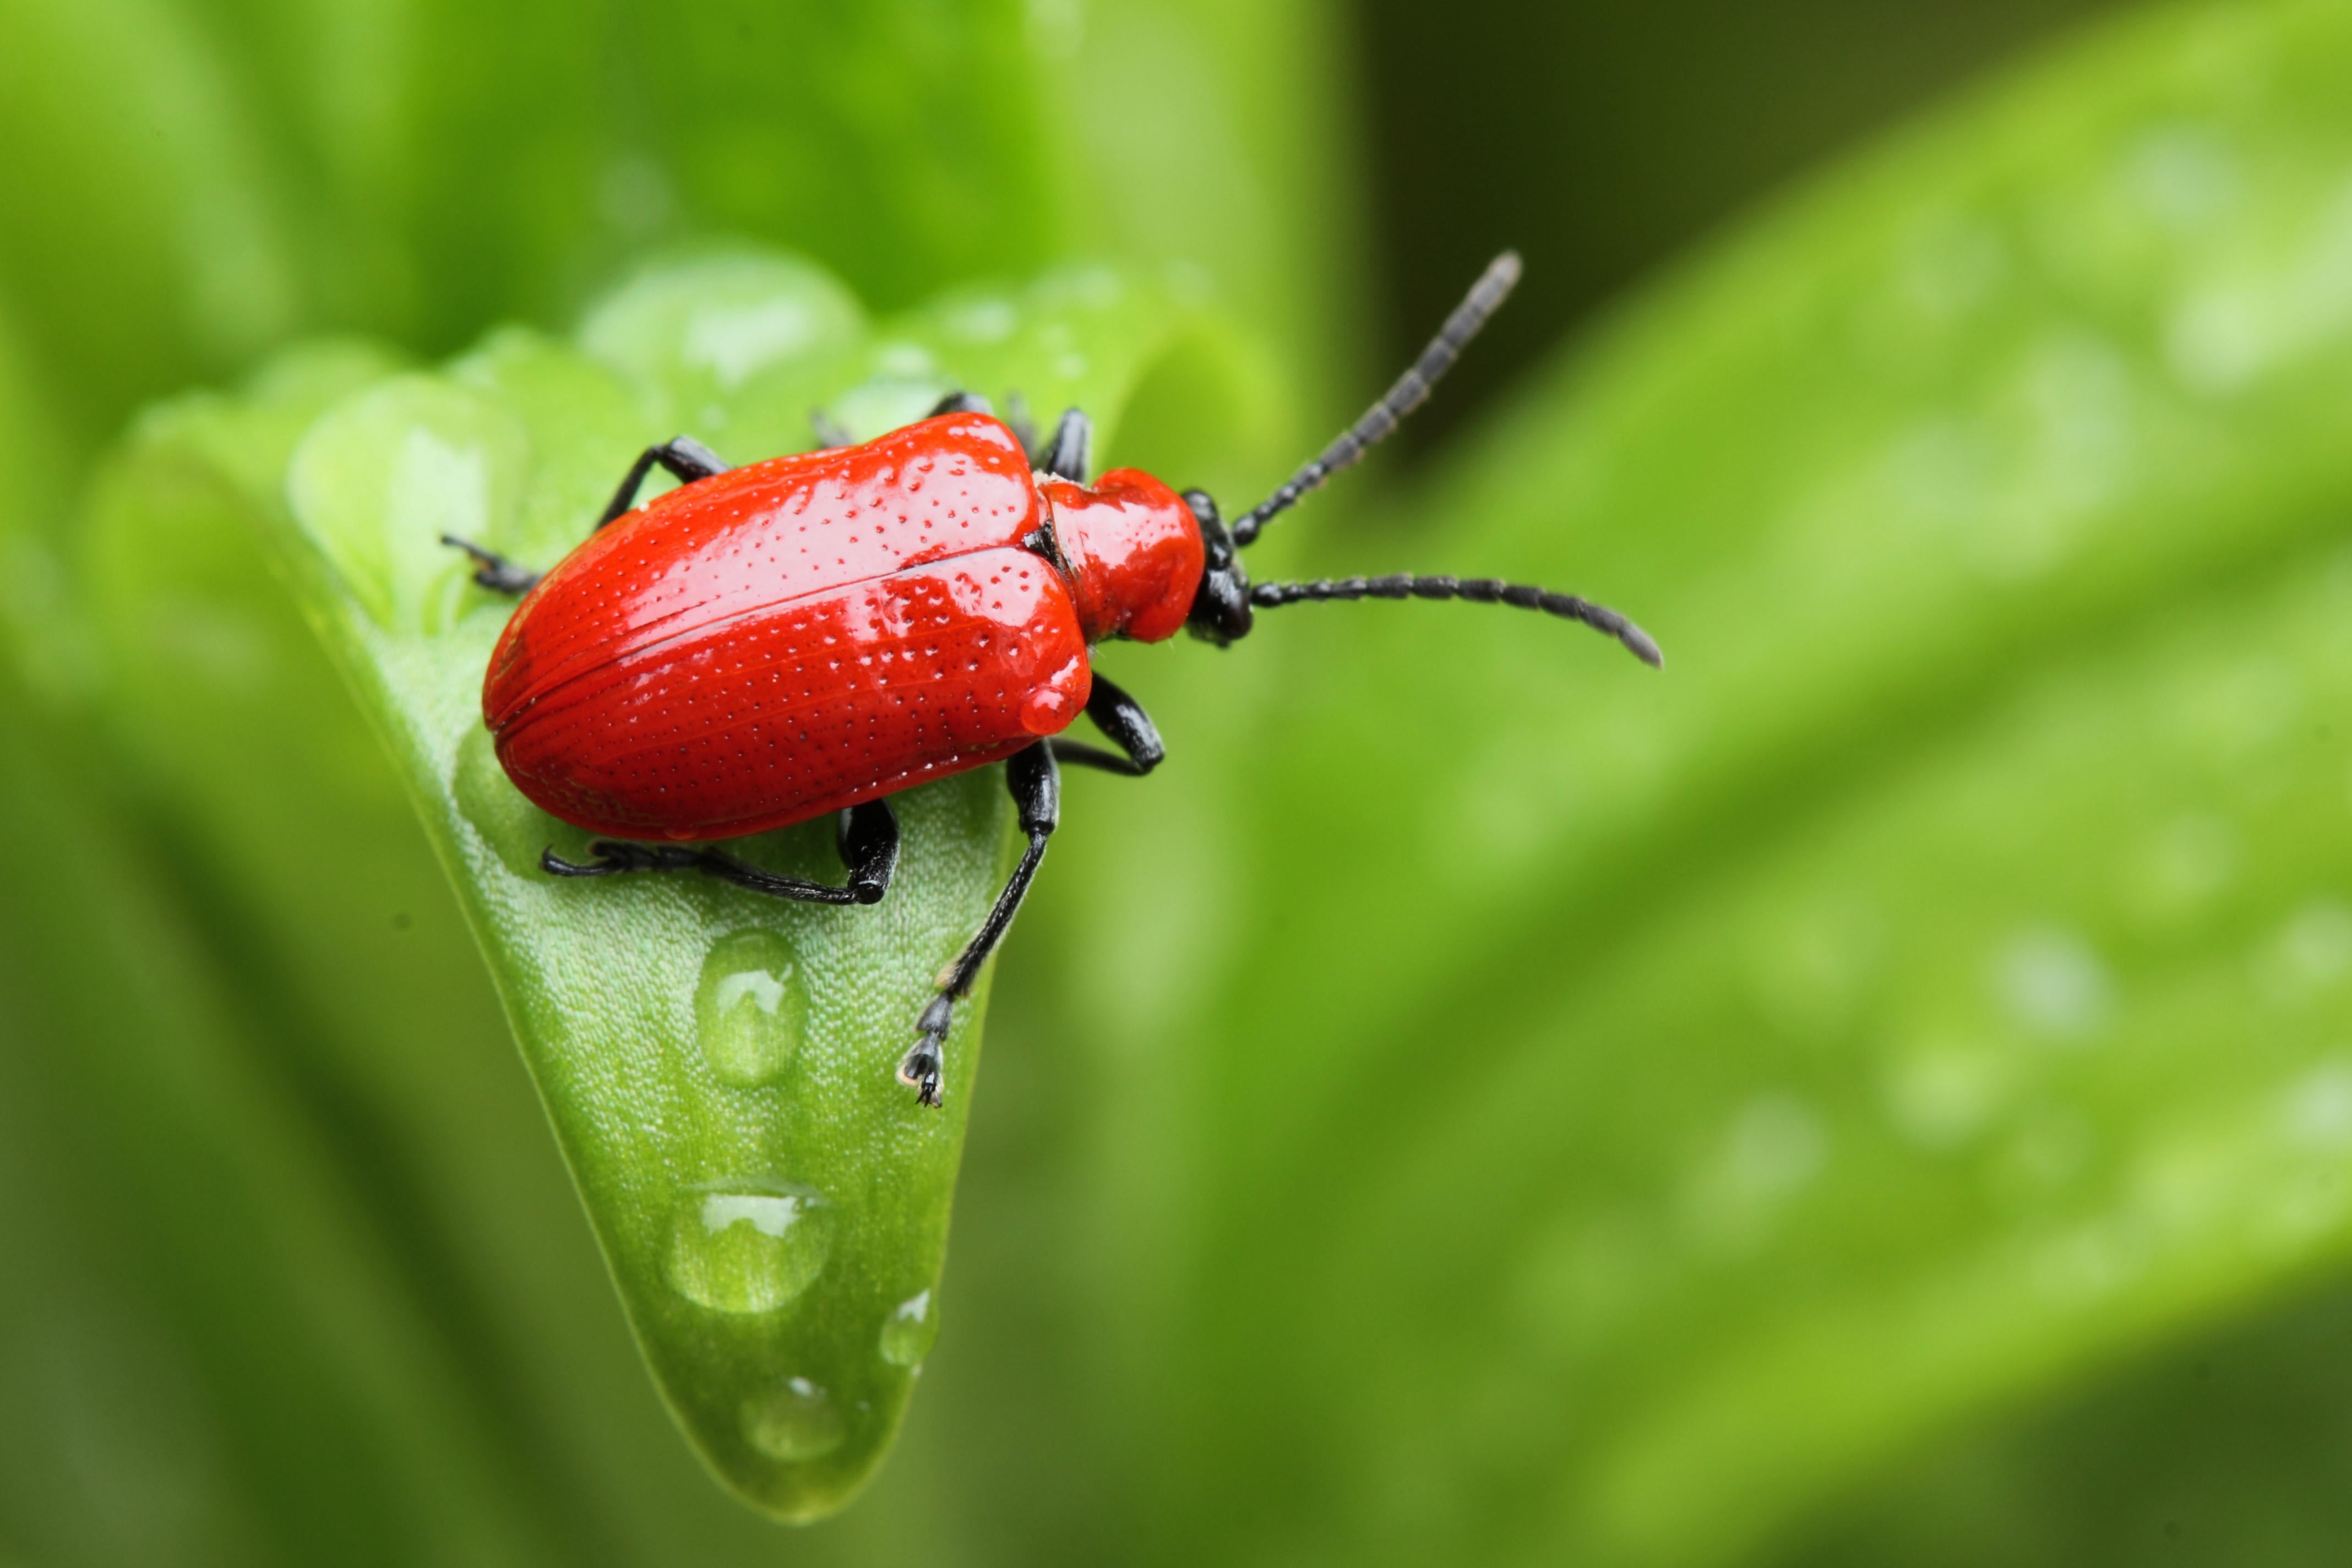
left=1230, top=251, right=1522, bottom=547
left=1250, top=573, right=1663, bottom=666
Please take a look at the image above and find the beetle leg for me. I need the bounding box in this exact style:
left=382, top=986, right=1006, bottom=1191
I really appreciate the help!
left=595, top=435, right=731, bottom=530
left=440, top=535, right=542, bottom=595
left=924, top=390, right=993, bottom=418
left=1003, top=394, right=1039, bottom=459
left=1036, top=409, right=1091, bottom=482
left=899, top=743, right=1058, bottom=1107
left=541, top=798, right=899, bottom=905
left=1046, top=672, right=1164, bottom=777
left=834, top=798, right=901, bottom=901
left=808, top=410, right=856, bottom=450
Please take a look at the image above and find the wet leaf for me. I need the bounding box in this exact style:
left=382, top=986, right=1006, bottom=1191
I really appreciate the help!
left=81, top=249, right=1248, bottom=1518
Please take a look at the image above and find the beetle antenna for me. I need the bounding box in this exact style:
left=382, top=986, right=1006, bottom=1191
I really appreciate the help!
left=1230, top=251, right=1521, bottom=548
left=1249, top=573, right=1662, bottom=666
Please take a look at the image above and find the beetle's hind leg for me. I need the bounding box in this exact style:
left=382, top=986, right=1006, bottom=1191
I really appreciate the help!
left=996, top=396, right=1091, bottom=481
left=1003, top=394, right=1041, bottom=458
left=543, top=798, right=899, bottom=905
left=900, top=743, right=1059, bottom=1107
left=1035, top=409, right=1091, bottom=482
left=441, top=536, right=541, bottom=595
left=923, top=390, right=1093, bottom=482
left=814, top=393, right=990, bottom=454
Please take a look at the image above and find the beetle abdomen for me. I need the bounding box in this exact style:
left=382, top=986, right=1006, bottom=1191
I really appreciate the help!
left=492, top=549, right=1090, bottom=841
left=486, top=414, right=1043, bottom=707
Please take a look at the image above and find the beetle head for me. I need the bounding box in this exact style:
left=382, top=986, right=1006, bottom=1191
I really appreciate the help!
left=1182, top=490, right=1254, bottom=646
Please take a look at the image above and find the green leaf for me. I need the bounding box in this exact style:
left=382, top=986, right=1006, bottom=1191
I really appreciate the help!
left=0, top=680, right=586, bottom=1567
left=81, top=248, right=1254, bottom=1519
left=0, top=0, right=1350, bottom=487
left=1783, top=1266, right=2352, bottom=1564
left=981, top=0, right=2352, bottom=1560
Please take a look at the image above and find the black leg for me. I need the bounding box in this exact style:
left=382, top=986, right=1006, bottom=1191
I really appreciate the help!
left=1036, top=409, right=1091, bottom=482
left=542, top=798, right=898, bottom=905
left=1004, top=394, right=1040, bottom=461
left=442, top=433, right=732, bottom=592
left=441, top=535, right=542, bottom=596
left=899, top=744, right=1058, bottom=1107
left=1047, top=673, right=1163, bottom=777
left=809, top=410, right=855, bottom=450
left=925, top=390, right=993, bottom=418
left=596, top=435, right=730, bottom=529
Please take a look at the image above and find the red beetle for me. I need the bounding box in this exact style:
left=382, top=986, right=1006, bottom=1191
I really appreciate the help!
left=448, top=254, right=1658, bottom=1106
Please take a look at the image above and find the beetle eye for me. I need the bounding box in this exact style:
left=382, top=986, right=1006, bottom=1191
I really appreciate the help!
left=1183, top=489, right=1235, bottom=571
left=1185, top=564, right=1253, bottom=647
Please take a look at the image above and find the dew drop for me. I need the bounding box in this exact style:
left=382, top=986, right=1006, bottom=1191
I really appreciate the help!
left=695, top=930, right=807, bottom=1086
left=663, top=1178, right=834, bottom=1314
left=878, top=1288, right=939, bottom=1366
left=741, top=1376, right=847, bottom=1461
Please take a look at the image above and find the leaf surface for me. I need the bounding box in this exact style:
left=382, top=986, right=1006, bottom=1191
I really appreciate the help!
left=81, top=251, right=1244, bottom=1518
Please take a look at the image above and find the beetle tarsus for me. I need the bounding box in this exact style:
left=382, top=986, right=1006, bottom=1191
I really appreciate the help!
left=442, top=534, right=542, bottom=595
left=899, top=995, right=954, bottom=1108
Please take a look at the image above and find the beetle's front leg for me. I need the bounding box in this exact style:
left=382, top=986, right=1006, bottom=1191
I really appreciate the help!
left=449, top=435, right=736, bottom=587
left=442, top=535, right=541, bottom=595
left=596, top=435, right=730, bottom=530
left=900, top=743, right=1059, bottom=1107
left=1046, top=672, right=1164, bottom=777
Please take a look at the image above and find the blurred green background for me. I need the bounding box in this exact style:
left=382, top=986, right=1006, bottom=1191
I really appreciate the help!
left=14, top=0, right=2352, bottom=1562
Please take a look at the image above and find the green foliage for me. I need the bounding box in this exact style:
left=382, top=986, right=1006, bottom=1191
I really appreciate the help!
left=13, top=0, right=2352, bottom=1562
left=80, top=251, right=1249, bottom=1520
left=977, top=1, right=2352, bottom=1560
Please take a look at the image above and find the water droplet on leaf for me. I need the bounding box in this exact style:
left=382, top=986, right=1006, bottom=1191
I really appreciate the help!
left=878, top=1289, right=938, bottom=1366
left=663, top=1179, right=833, bottom=1314
left=741, top=1376, right=846, bottom=1461
left=696, top=931, right=807, bottom=1086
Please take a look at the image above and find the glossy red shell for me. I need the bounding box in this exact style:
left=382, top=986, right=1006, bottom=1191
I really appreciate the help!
left=1044, top=469, right=1202, bottom=644
left=482, top=413, right=1202, bottom=843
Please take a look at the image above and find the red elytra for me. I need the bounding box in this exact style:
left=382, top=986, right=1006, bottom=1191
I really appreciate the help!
left=459, top=253, right=1659, bottom=1106
left=484, top=413, right=1202, bottom=842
